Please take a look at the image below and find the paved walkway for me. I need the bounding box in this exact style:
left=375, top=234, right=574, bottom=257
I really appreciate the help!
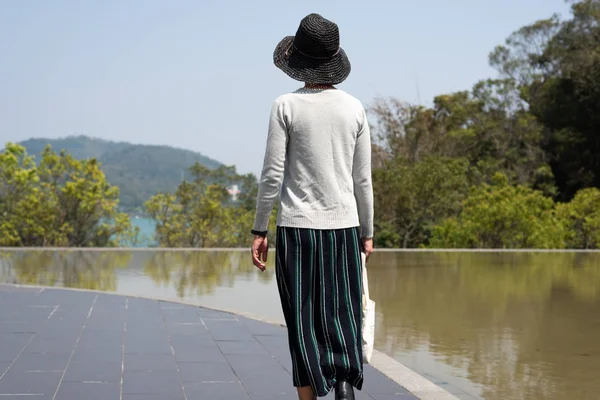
left=0, top=284, right=417, bottom=399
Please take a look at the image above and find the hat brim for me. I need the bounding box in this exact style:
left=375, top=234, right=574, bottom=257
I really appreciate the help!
left=273, top=36, right=351, bottom=85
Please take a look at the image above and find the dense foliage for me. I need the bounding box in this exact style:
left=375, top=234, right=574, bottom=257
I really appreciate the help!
left=0, top=143, right=135, bottom=246
left=19, top=135, right=221, bottom=211
left=371, top=0, right=600, bottom=248
left=144, top=163, right=276, bottom=248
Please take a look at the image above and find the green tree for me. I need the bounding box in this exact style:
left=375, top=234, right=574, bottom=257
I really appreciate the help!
left=370, top=81, right=552, bottom=194
left=373, top=156, right=469, bottom=248
left=556, top=188, right=600, bottom=249
left=490, top=1, right=600, bottom=200
left=145, top=163, right=273, bottom=248
left=430, top=173, right=566, bottom=249
left=0, top=143, right=134, bottom=247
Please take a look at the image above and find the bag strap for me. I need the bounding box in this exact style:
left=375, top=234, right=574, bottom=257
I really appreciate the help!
left=361, top=252, right=370, bottom=299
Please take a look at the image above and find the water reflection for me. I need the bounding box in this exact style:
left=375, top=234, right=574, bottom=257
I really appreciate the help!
left=143, top=251, right=275, bottom=297
left=0, top=251, right=131, bottom=291
left=368, top=252, right=600, bottom=400
left=0, top=250, right=599, bottom=400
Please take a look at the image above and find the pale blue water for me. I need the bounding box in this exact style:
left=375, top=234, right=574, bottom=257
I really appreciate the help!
left=130, top=217, right=157, bottom=247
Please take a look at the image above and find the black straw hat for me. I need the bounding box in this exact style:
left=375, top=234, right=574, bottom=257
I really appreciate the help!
left=273, top=13, right=351, bottom=85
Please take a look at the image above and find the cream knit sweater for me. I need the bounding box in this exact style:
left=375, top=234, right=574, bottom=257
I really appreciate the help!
left=253, top=88, right=374, bottom=238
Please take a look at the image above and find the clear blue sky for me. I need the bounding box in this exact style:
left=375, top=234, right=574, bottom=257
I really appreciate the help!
left=0, top=0, right=571, bottom=176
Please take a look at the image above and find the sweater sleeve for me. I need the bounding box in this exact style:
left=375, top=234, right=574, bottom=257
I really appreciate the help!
left=252, top=99, right=288, bottom=232
left=353, top=107, right=374, bottom=238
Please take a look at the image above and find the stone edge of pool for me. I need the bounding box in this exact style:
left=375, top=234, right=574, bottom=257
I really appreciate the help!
left=1, top=282, right=460, bottom=400
left=1, top=247, right=600, bottom=252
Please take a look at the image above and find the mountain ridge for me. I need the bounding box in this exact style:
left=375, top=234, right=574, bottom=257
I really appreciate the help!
left=17, top=135, right=222, bottom=211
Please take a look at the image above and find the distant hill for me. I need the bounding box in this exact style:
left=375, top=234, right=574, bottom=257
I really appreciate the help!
left=18, top=135, right=222, bottom=211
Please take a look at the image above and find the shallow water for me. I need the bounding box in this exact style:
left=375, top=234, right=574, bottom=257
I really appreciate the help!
left=1, top=250, right=599, bottom=400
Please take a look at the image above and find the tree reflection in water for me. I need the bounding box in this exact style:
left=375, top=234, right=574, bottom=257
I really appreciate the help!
left=143, top=250, right=275, bottom=298
left=0, top=250, right=131, bottom=291
left=369, top=251, right=600, bottom=400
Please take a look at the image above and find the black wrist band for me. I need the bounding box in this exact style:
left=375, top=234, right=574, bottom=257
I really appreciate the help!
left=251, top=229, right=267, bottom=238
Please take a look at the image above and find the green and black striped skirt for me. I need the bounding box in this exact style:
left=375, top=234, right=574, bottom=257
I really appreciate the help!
left=275, top=226, right=364, bottom=397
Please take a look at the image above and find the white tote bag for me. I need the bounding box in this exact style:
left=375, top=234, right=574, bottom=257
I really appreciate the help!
left=361, top=252, right=375, bottom=364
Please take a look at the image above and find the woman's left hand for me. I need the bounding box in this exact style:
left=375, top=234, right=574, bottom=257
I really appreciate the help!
left=251, top=236, right=269, bottom=271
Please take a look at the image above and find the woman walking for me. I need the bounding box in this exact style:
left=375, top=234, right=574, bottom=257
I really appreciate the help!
left=251, top=13, right=374, bottom=400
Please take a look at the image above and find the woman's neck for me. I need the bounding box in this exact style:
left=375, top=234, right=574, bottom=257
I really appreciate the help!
left=304, top=83, right=336, bottom=90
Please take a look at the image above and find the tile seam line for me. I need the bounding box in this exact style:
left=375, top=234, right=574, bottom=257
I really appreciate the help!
left=200, top=315, right=252, bottom=400
left=159, top=299, right=190, bottom=400
left=0, top=283, right=458, bottom=400
left=51, top=294, right=98, bottom=400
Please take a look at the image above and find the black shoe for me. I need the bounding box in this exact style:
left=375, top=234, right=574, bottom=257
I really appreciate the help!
left=335, top=381, right=355, bottom=400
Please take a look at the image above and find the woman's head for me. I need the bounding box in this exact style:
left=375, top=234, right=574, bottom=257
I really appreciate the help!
left=273, top=13, right=351, bottom=85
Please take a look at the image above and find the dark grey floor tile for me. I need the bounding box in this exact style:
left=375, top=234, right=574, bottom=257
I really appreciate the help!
left=122, top=370, right=184, bottom=394
left=126, top=327, right=168, bottom=341
left=85, top=322, right=125, bottom=333
left=71, top=344, right=122, bottom=363
left=217, top=340, right=269, bottom=356
left=8, top=353, right=69, bottom=372
left=90, top=308, right=127, bottom=318
left=238, top=317, right=287, bottom=336
left=178, top=362, right=238, bottom=382
left=197, top=308, right=237, bottom=319
left=249, top=395, right=299, bottom=400
left=184, top=381, right=249, bottom=399
left=124, top=330, right=172, bottom=354
left=236, top=368, right=293, bottom=395
left=0, top=362, right=10, bottom=374
left=124, top=338, right=172, bottom=355
left=254, top=334, right=289, bottom=352
left=124, top=353, right=178, bottom=371
left=0, top=322, right=40, bottom=334
left=0, top=332, right=33, bottom=348
left=174, top=347, right=227, bottom=363
left=37, top=327, right=80, bottom=341
left=167, top=323, right=209, bottom=336
left=95, top=294, right=127, bottom=308
left=273, top=353, right=293, bottom=375
left=43, top=319, right=84, bottom=330
left=225, top=354, right=292, bottom=395
left=361, top=367, right=411, bottom=395
left=63, top=361, right=122, bottom=382
left=0, top=370, right=62, bottom=395
left=0, top=349, right=22, bottom=362
left=23, top=337, right=76, bottom=355
left=55, top=381, right=120, bottom=400
left=204, top=320, right=255, bottom=342
left=159, top=303, right=186, bottom=310
left=162, top=309, right=200, bottom=323
left=78, top=333, right=123, bottom=348
left=123, top=395, right=185, bottom=400
left=170, top=334, right=216, bottom=350
left=343, top=390, right=376, bottom=399
left=225, top=354, right=282, bottom=374
left=126, top=314, right=164, bottom=324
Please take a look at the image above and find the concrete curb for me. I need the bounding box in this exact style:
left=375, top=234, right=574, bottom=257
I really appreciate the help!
left=1, top=246, right=599, bottom=253
left=0, top=282, right=460, bottom=399
left=369, top=350, right=459, bottom=400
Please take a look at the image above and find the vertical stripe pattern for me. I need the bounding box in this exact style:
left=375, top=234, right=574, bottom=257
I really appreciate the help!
left=276, top=226, right=364, bottom=397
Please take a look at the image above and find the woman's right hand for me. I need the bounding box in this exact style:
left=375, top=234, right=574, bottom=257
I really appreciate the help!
left=362, top=238, right=373, bottom=262
left=251, top=236, right=268, bottom=271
